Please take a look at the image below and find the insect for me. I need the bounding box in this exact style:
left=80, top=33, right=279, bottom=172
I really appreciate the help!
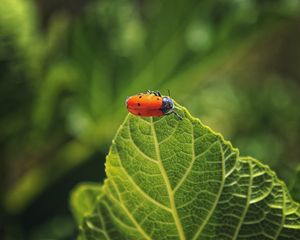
left=126, top=90, right=182, bottom=120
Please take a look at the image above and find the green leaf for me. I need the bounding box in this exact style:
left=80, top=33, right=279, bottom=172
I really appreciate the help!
left=70, top=183, right=103, bottom=225
left=71, top=104, right=300, bottom=239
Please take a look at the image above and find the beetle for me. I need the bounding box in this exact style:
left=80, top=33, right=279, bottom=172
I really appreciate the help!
left=126, top=90, right=182, bottom=120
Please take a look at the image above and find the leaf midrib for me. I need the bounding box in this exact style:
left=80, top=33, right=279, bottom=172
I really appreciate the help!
left=151, top=117, right=186, bottom=240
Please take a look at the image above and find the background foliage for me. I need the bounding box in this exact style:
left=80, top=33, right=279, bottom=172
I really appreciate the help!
left=0, top=0, right=300, bottom=239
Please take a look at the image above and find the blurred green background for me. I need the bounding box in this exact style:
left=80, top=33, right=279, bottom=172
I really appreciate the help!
left=1, top=0, right=300, bottom=239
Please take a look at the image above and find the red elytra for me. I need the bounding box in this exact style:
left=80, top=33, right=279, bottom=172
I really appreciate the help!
left=126, top=94, right=163, bottom=117
left=126, top=91, right=182, bottom=119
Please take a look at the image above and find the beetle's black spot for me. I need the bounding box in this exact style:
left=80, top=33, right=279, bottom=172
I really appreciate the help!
left=157, top=98, right=159, bottom=100
left=139, top=96, right=142, bottom=98
left=138, top=103, right=141, bottom=106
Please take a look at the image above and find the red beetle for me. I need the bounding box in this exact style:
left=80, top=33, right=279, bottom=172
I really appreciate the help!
left=126, top=90, right=182, bottom=119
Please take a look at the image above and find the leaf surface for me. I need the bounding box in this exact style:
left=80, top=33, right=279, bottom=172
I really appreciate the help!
left=71, top=105, right=300, bottom=240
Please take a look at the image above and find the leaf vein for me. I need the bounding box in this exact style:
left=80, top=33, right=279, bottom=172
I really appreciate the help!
left=102, top=200, right=140, bottom=231
left=158, top=123, right=180, bottom=145
left=106, top=179, right=152, bottom=240
left=174, top=130, right=219, bottom=193
left=113, top=148, right=172, bottom=212
left=128, top=119, right=158, bottom=163
left=232, top=161, right=253, bottom=240
left=192, top=141, right=225, bottom=240
left=86, top=220, right=111, bottom=240
left=274, top=185, right=285, bottom=239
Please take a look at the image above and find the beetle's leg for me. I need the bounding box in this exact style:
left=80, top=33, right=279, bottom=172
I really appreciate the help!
left=172, top=110, right=182, bottom=120
left=146, top=90, right=158, bottom=96
left=146, top=90, right=161, bottom=97
left=151, top=90, right=161, bottom=96
left=151, top=90, right=159, bottom=96
left=145, top=90, right=161, bottom=96
left=165, top=110, right=182, bottom=120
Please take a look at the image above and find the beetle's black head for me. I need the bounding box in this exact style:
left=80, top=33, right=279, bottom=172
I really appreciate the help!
left=162, top=97, right=174, bottom=114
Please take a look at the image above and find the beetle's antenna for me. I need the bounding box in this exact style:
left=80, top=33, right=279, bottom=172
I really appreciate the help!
left=167, top=89, right=171, bottom=97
